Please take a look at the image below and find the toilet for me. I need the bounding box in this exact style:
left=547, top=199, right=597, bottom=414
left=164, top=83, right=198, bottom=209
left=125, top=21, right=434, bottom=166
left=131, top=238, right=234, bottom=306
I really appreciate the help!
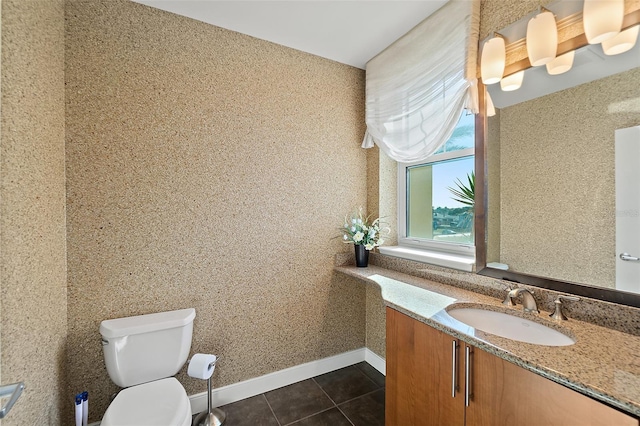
left=99, top=308, right=196, bottom=426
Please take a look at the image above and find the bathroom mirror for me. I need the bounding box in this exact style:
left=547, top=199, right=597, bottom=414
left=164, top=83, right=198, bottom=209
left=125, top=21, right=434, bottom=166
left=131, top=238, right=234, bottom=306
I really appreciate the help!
left=475, top=28, right=640, bottom=308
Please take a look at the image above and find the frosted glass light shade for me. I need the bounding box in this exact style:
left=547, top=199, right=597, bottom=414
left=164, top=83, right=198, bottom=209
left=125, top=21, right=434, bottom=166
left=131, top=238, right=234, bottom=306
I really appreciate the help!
left=602, top=25, right=640, bottom=55
left=481, top=36, right=506, bottom=85
left=583, top=0, right=624, bottom=44
left=500, top=71, right=524, bottom=91
left=526, top=11, right=558, bottom=66
left=546, top=50, right=575, bottom=75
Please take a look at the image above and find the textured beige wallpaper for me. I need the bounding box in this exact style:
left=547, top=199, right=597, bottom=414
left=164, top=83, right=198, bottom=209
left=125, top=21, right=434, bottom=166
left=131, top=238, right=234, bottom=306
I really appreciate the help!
left=365, top=285, right=386, bottom=358
left=498, top=67, right=640, bottom=288
left=378, top=151, right=398, bottom=247
left=364, top=147, right=396, bottom=358
left=1, top=0, right=67, bottom=424
left=366, top=146, right=397, bottom=244
left=65, top=0, right=367, bottom=422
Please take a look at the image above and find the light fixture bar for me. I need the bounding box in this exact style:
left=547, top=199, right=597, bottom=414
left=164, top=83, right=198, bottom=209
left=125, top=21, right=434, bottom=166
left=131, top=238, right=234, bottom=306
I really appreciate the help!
left=501, top=6, right=640, bottom=75
left=505, top=11, right=582, bottom=55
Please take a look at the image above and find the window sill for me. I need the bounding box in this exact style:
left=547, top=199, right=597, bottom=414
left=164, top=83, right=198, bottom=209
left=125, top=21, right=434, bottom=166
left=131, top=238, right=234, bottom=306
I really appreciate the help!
left=378, top=245, right=475, bottom=272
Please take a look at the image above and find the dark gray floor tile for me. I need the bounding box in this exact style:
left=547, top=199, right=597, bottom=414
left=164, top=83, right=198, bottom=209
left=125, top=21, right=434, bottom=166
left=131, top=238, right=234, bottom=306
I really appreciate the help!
left=287, top=407, right=353, bottom=426
left=265, top=379, right=334, bottom=425
left=314, top=365, right=379, bottom=404
left=339, top=389, right=385, bottom=426
left=217, top=394, right=279, bottom=426
left=355, top=362, right=385, bottom=388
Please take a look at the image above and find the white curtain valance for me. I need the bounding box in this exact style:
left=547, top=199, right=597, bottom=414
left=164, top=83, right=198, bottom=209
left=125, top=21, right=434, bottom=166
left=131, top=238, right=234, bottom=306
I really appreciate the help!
left=362, top=0, right=480, bottom=163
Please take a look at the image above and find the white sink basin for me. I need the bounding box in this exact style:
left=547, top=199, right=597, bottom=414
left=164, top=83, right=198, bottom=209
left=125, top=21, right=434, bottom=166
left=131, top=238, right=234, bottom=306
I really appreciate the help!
left=447, top=307, right=576, bottom=346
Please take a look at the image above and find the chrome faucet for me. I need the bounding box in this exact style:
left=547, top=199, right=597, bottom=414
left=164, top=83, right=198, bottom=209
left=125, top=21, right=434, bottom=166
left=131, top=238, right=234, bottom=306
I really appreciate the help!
left=503, top=287, right=539, bottom=314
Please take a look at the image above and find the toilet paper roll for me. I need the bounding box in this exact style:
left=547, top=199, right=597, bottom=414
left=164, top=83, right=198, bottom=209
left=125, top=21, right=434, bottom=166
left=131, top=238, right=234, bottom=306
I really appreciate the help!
left=188, top=353, right=218, bottom=380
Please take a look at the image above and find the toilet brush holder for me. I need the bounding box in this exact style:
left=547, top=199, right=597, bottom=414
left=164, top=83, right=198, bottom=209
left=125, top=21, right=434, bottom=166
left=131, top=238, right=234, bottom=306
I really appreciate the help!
left=188, top=354, right=225, bottom=426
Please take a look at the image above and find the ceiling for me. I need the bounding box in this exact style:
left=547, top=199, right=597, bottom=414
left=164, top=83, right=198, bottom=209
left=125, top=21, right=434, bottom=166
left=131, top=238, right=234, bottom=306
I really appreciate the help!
left=132, top=0, right=449, bottom=69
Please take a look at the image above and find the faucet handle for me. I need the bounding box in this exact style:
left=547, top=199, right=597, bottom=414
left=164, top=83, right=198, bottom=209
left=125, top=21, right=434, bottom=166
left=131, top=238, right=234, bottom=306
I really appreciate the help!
left=502, top=290, right=516, bottom=306
left=502, top=294, right=516, bottom=306
left=549, top=295, right=580, bottom=320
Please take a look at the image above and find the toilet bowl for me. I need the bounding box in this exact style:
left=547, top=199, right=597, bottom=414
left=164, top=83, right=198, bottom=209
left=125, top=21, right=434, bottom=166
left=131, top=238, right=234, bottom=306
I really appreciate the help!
left=101, top=378, right=191, bottom=426
left=100, top=308, right=196, bottom=426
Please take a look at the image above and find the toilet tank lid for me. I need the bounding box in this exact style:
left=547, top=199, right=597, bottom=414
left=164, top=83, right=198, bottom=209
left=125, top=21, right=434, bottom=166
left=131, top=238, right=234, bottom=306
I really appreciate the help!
left=100, top=308, right=196, bottom=339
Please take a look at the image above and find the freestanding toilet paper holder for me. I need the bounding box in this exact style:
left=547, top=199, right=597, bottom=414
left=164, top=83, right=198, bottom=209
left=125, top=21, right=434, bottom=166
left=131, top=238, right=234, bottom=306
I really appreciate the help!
left=189, top=355, right=226, bottom=426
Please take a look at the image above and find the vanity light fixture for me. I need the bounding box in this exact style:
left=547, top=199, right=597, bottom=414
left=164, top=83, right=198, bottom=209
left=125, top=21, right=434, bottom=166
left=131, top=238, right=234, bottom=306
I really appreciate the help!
left=583, top=0, right=624, bottom=44
left=526, top=7, right=558, bottom=66
left=602, top=25, right=640, bottom=55
left=546, top=50, right=575, bottom=75
left=480, top=33, right=506, bottom=85
left=500, top=70, right=524, bottom=91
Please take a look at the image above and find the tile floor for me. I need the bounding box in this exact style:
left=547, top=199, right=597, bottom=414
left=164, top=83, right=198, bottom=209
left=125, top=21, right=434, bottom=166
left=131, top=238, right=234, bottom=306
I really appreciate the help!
left=205, top=362, right=385, bottom=426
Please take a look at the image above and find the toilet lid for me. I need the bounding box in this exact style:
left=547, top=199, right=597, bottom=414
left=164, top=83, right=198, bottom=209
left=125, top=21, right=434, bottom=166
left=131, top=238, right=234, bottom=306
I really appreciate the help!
left=101, top=378, right=191, bottom=426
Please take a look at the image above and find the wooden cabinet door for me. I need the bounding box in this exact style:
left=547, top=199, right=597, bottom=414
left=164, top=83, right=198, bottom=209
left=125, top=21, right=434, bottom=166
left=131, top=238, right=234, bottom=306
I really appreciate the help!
left=386, top=307, right=465, bottom=426
left=465, top=345, right=639, bottom=426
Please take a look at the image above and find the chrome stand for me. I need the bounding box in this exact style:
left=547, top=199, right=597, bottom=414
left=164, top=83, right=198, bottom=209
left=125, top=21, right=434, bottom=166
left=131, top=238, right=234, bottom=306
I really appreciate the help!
left=192, top=372, right=226, bottom=426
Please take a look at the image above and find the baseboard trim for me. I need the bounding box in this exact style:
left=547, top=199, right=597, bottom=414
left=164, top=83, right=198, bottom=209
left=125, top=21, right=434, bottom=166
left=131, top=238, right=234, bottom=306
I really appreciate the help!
left=189, top=347, right=386, bottom=415
left=364, top=348, right=386, bottom=376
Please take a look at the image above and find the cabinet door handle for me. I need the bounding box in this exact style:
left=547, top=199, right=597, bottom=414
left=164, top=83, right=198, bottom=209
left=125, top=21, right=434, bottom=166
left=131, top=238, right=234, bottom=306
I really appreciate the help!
left=465, top=345, right=473, bottom=407
left=451, top=340, right=458, bottom=397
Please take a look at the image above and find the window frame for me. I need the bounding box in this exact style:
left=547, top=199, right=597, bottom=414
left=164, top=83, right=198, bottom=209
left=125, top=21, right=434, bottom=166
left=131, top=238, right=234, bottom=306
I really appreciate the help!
left=397, top=147, right=476, bottom=257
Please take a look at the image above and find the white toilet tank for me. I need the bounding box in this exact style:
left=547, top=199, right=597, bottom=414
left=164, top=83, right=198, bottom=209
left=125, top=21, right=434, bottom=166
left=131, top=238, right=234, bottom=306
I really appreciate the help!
left=100, top=308, right=196, bottom=388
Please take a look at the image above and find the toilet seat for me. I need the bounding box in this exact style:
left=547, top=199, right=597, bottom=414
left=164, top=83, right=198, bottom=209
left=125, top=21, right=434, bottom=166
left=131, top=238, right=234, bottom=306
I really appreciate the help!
left=101, top=377, right=191, bottom=426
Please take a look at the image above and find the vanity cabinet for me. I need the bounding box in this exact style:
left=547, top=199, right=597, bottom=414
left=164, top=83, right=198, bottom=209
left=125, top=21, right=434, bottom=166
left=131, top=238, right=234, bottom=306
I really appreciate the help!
left=386, top=307, right=639, bottom=426
left=386, top=307, right=465, bottom=425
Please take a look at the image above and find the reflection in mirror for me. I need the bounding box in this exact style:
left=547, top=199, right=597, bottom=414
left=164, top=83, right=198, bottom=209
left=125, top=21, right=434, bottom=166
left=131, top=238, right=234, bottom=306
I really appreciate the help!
left=484, top=39, right=640, bottom=298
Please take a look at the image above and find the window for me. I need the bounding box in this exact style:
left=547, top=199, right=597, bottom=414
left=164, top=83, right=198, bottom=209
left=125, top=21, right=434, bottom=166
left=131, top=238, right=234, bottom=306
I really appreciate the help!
left=397, top=112, right=475, bottom=257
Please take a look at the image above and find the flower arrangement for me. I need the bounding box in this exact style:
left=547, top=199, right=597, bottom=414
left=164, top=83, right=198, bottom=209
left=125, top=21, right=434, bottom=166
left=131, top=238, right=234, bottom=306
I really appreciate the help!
left=340, top=207, right=387, bottom=251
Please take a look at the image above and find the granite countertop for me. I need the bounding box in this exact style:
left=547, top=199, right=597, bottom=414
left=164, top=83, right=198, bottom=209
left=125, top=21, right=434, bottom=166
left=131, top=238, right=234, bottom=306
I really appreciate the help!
left=335, top=264, right=640, bottom=417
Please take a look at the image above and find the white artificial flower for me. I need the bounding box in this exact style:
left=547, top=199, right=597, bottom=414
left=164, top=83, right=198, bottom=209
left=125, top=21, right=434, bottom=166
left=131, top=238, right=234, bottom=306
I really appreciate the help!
left=344, top=223, right=349, bottom=228
left=351, top=226, right=356, bottom=232
left=343, top=234, right=348, bottom=241
left=352, top=218, right=357, bottom=224
left=357, top=218, right=363, bottom=224
left=365, top=242, right=375, bottom=250
left=353, top=232, right=364, bottom=243
left=377, top=239, right=385, bottom=246
left=362, top=225, right=368, bottom=232
left=369, top=229, right=376, bottom=239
